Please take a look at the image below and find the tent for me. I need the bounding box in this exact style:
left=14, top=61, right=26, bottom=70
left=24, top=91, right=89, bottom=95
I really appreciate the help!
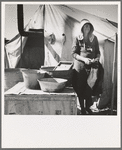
left=4, top=5, right=118, bottom=109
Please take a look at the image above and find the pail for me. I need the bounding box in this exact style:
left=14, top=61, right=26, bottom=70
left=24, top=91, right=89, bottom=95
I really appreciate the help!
left=21, top=69, right=45, bottom=89
left=4, top=68, right=25, bottom=92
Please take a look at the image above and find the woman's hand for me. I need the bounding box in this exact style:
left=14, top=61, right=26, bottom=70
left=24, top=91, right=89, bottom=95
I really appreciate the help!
left=90, top=58, right=99, bottom=63
left=83, top=58, right=92, bottom=65
left=94, top=57, right=99, bottom=62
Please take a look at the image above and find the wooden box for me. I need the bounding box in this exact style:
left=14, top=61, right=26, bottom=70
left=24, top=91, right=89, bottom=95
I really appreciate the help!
left=40, top=61, right=73, bottom=86
left=4, top=83, right=77, bottom=115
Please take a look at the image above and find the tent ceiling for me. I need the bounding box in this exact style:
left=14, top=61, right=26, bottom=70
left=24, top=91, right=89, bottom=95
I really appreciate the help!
left=41, top=5, right=117, bottom=41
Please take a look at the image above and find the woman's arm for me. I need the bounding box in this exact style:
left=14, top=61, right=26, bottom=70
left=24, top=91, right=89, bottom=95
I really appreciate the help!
left=72, top=37, right=91, bottom=64
left=94, top=36, right=100, bottom=62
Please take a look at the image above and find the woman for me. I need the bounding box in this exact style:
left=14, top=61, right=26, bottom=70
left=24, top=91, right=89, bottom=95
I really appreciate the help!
left=72, top=19, right=100, bottom=115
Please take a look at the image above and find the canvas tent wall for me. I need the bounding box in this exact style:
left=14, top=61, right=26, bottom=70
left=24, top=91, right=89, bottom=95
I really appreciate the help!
left=4, top=5, right=118, bottom=108
left=99, top=39, right=117, bottom=108
left=5, top=5, right=45, bottom=69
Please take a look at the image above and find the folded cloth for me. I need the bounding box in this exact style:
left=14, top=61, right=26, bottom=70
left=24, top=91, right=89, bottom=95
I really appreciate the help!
left=87, top=67, right=98, bottom=88
left=92, top=62, right=104, bottom=96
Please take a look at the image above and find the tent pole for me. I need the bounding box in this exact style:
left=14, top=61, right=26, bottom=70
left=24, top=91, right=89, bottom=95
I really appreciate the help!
left=43, top=5, right=45, bottom=26
left=20, top=35, right=22, bottom=67
left=111, top=33, right=117, bottom=115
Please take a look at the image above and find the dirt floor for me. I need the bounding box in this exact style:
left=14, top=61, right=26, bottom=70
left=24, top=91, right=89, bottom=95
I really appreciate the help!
left=77, top=107, right=117, bottom=115
left=76, top=97, right=117, bottom=115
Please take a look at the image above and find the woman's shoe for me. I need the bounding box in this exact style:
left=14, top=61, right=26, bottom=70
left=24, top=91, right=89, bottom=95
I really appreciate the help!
left=86, top=108, right=93, bottom=115
left=81, top=110, right=86, bottom=115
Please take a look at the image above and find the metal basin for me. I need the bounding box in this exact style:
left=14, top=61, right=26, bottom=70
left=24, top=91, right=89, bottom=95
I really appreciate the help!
left=21, top=69, right=45, bottom=89
left=38, top=78, right=67, bottom=92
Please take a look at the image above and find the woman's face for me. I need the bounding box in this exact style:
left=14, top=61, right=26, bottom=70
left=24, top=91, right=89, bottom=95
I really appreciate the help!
left=82, top=23, right=91, bottom=35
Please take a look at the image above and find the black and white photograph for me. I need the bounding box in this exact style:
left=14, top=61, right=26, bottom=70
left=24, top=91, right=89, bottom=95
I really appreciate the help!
left=2, top=1, right=121, bottom=148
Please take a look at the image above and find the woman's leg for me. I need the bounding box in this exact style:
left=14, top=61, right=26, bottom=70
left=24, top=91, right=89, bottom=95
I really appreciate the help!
left=85, top=84, right=93, bottom=108
left=84, top=84, right=93, bottom=114
left=78, top=96, right=86, bottom=114
left=72, top=69, right=87, bottom=114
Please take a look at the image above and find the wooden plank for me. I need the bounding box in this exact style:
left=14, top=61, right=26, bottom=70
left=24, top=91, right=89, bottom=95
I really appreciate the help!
left=5, top=82, right=76, bottom=96
left=5, top=100, right=44, bottom=115
left=4, top=100, right=9, bottom=114
left=42, top=100, right=51, bottom=115
left=5, top=100, right=28, bottom=115
left=26, top=100, right=43, bottom=115
left=5, top=94, right=76, bottom=101
left=5, top=99, right=77, bottom=115
left=71, top=101, right=77, bottom=115
left=42, top=100, right=75, bottom=115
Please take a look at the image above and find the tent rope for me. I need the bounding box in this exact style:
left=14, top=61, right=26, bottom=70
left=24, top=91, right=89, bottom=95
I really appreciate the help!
left=95, top=30, right=116, bottom=41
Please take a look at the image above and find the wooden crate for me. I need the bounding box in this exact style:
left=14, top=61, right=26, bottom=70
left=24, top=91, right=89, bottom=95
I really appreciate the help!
left=40, top=61, right=73, bottom=86
left=53, top=61, right=73, bottom=71
left=4, top=83, right=77, bottom=115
